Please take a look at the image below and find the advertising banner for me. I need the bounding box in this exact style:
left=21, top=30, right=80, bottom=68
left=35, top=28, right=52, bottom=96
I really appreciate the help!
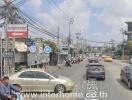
left=7, top=24, right=28, bottom=38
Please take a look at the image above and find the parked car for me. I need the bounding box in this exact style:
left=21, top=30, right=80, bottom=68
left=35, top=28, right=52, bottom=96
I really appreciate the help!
left=120, top=66, right=132, bottom=89
left=10, top=69, right=74, bottom=93
left=86, top=65, right=105, bottom=80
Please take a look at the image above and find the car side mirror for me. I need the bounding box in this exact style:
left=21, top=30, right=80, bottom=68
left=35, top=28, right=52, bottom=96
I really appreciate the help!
left=49, top=77, right=53, bottom=80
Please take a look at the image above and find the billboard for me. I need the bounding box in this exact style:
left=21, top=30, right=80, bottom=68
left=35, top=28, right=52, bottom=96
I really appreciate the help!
left=7, top=24, right=28, bottom=38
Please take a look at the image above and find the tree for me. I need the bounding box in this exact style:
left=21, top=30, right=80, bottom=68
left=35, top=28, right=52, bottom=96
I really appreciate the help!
left=44, top=40, right=59, bottom=52
left=33, top=37, right=59, bottom=52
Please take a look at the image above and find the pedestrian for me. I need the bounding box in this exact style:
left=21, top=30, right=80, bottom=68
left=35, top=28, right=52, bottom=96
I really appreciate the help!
left=2, top=76, right=21, bottom=100
left=0, top=78, right=12, bottom=100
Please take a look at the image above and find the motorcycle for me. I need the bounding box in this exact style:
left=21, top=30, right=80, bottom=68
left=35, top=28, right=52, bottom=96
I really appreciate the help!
left=65, top=59, right=72, bottom=67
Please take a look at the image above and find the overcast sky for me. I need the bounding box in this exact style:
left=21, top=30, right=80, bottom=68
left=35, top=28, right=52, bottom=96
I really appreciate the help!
left=1, top=0, right=132, bottom=45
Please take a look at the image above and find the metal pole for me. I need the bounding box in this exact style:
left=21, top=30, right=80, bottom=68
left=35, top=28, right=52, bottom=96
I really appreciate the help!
left=0, top=32, right=3, bottom=78
left=12, top=36, right=15, bottom=73
left=29, top=36, right=32, bottom=68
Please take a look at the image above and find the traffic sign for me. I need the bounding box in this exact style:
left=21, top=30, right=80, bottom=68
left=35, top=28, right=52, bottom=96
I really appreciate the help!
left=29, top=46, right=36, bottom=53
left=3, top=51, right=14, bottom=58
left=25, top=39, right=35, bottom=47
left=44, top=45, right=52, bottom=53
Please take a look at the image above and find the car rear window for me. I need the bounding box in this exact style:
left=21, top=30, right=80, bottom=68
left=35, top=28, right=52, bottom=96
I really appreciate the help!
left=89, top=60, right=98, bottom=63
left=89, top=66, right=104, bottom=71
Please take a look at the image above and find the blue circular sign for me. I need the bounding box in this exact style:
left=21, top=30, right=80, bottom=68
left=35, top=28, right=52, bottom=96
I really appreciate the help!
left=44, top=46, right=52, bottom=53
left=29, top=46, right=36, bottom=53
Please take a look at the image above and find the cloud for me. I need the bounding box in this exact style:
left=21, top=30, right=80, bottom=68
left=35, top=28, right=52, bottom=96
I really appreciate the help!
left=22, top=0, right=132, bottom=44
left=96, top=0, right=132, bottom=30
left=92, top=32, right=102, bottom=36
left=83, top=0, right=132, bottom=44
left=26, top=0, right=42, bottom=7
left=36, top=0, right=91, bottom=36
left=88, top=0, right=105, bottom=7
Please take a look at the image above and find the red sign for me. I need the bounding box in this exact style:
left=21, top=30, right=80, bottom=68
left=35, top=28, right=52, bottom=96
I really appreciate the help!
left=7, top=32, right=28, bottom=38
left=7, top=24, right=28, bottom=38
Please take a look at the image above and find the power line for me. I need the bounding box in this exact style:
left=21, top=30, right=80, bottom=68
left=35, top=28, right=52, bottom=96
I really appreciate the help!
left=48, top=0, right=70, bottom=19
left=17, top=9, right=66, bottom=39
left=15, top=0, right=26, bottom=7
left=15, top=5, right=69, bottom=40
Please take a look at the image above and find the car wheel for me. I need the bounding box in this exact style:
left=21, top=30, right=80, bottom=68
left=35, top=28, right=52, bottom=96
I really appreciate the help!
left=86, top=76, right=89, bottom=80
left=102, top=77, right=105, bottom=80
left=55, top=84, right=66, bottom=93
left=128, top=81, right=132, bottom=90
left=13, top=84, right=22, bottom=90
left=121, top=74, right=124, bottom=82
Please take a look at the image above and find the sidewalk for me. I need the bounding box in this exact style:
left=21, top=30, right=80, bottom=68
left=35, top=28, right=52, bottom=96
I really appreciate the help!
left=46, top=64, right=65, bottom=73
left=113, top=59, right=130, bottom=66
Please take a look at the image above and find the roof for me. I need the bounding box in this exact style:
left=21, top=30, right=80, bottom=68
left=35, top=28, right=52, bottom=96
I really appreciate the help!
left=15, top=41, right=27, bottom=52
left=10, top=68, right=46, bottom=78
left=125, top=22, right=132, bottom=24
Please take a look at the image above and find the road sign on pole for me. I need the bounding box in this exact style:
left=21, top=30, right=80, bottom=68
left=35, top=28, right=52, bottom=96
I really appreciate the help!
left=25, top=39, right=35, bottom=47
left=44, top=45, right=52, bottom=53
left=29, top=45, right=36, bottom=53
left=2, top=51, right=14, bottom=58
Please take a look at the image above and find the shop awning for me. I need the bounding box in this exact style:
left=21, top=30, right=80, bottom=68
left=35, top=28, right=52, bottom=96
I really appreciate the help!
left=15, top=41, right=27, bottom=52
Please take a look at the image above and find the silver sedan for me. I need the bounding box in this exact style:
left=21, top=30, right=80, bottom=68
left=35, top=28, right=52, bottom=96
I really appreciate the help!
left=10, top=69, right=74, bottom=93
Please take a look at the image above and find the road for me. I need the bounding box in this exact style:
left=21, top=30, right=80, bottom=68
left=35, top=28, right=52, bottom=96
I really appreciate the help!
left=24, top=59, right=132, bottom=100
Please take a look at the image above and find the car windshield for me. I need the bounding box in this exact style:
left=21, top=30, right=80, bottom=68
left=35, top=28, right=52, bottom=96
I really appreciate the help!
left=89, top=60, right=98, bottom=63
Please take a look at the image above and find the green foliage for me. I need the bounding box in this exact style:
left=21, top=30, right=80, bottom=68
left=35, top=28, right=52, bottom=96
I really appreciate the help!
left=44, top=40, right=59, bottom=52
left=128, top=41, right=132, bottom=48
left=33, top=37, right=59, bottom=52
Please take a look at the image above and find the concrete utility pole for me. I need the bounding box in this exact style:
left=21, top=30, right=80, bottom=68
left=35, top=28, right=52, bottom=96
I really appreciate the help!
left=0, top=32, right=3, bottom=78
left=0, top=0, right=24, bottom=75
left=57, top=26, right=60, bottom=64
left=57, top=26, right=60, bottom=46
left=68, top=18, right=74, bottom=57
left=4, top=0, right=10, bottom=75
left=121, top=28, right=125, bottom=60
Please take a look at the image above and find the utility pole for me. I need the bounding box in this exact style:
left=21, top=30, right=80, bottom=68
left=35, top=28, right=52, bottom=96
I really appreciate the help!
left=57, top=26, right=60, bottom=65
left=4, top=1, right=10, bottom=75
left=57, top=26, right=60, bottom=46
left=1, top=0, right=23, bottom=75
left=121, top=28, right=125, bottom=60
left=0, top=32, right=3, bottom=78
left=68, top=18, right=74, bottom=57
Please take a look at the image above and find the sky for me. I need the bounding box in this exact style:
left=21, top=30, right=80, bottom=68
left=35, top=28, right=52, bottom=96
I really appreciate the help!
left=1, top=0, right=132, bottom=45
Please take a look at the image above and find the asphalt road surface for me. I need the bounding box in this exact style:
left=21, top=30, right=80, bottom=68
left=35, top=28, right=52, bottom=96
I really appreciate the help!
left=23, top=59, right=132, bottom=100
